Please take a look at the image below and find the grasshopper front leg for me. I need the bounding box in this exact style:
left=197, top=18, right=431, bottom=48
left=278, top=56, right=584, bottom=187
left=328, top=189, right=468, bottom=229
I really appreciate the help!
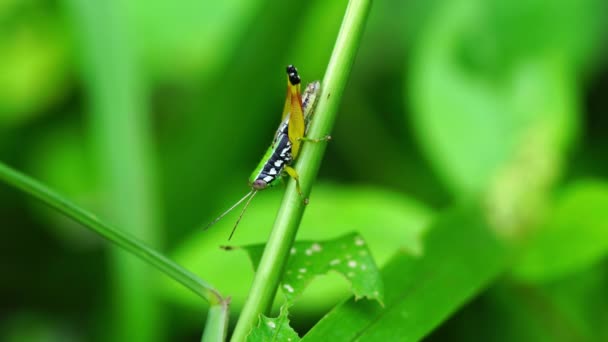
left=298, top=135, right=332, bottom=143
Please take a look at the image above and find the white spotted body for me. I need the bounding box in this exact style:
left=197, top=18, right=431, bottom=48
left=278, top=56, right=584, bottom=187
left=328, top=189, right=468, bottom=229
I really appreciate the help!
left=248, top=115, right=293, bottom=188
left=248, top=81, right=320, bottom=190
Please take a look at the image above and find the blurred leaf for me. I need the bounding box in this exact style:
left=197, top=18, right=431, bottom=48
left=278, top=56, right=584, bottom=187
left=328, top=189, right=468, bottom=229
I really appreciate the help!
left=0, top=0, right=71, bottom=124
left=164, top=184, right=431, bottom=314
left=514, top=180, right=608, bottom=282
left=442, top=180, right=608, bottom=340
left=0, top=312, right=78, bottom=342
left=241, top=233, right=383, bottom=305
left=427, top=281, right=592, bottom=342
left=405, top=255, right=608, bottom=342
left=408, top=0, right=583, bottom=195
left=25, top=123, right=101, bottom=249
left=302, top=204, right=509, bottom=341
left=65, top=0, right=174, bottom=338
left=483, top=122, right=564, bottom=237
left=540, top=262, right=608, bottom=340
left=247, top=305, right=300, bottom=342
left=124, top=0, right=265, bottom=81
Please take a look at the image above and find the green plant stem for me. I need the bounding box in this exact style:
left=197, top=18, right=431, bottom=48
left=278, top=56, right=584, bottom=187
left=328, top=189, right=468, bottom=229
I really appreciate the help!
left=202, top=300, right=231, bottom=342
left=230, top=0, right=372, bottom=340
left=0, top=161, right=230, bottom=341
left=0, top=162, right=224, bottom=306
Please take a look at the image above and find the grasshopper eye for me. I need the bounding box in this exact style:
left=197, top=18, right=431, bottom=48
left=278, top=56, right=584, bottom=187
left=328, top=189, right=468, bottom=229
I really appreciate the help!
left=252, top=180, right=268, bottom=190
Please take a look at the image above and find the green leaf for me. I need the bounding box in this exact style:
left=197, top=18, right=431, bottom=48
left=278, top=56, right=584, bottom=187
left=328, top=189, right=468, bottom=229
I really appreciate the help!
left=429, top=281, right=592, bottom=341
left=408, top=0, right=580, bottom=195
left=540, top=263, right=608, bottom=340
left=241, top=233, right=383, bottom=305
left=303, top=204, right=509, bottom=341
left=246, top=305, right=300, bottom=342
left=514, top=180, right=608, bottom=282
left=165, top=184, right=430, bottom=313
left=426, top=240, right=608, bottom=340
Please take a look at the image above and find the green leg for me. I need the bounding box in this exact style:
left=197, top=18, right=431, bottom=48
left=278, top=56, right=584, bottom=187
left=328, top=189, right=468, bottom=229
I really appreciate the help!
left=298, top=135, right=332, bottom=143
left=284, top=166, right=309, bottom=205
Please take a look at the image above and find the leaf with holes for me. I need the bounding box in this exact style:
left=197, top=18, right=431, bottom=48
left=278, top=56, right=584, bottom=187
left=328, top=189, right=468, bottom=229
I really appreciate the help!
left=247, top=305, right=300, bottom=342
left=242, top=233, right=383, bottom=305
left=302, top=205, right=509, bottom=341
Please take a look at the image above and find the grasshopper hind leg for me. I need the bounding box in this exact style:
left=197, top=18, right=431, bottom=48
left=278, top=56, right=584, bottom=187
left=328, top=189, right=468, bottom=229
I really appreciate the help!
left=284, top=165, right=309, bottom=205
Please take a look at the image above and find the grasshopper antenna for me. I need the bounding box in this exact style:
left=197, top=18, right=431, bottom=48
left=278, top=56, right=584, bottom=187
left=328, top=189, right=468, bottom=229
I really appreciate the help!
left=204, top=190, right=255, bottom=231
left=228, top=190, right=258, bottom=240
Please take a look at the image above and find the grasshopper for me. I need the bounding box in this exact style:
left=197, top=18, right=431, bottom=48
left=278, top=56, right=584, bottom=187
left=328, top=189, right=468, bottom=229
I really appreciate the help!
left=206, top=65, right=329, bottom=239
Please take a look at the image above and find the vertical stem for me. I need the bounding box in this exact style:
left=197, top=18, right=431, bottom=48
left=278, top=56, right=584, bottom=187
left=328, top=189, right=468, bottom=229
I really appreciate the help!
left=201, top=301, right=231, bottom=342
left=230, top=0, right=372, bottom=340
left=65, top=0, right=164, bottom=340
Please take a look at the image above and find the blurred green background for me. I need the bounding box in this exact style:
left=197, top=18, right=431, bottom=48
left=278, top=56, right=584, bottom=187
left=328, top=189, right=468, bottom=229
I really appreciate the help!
left=1, top=0, right=607, bottom=341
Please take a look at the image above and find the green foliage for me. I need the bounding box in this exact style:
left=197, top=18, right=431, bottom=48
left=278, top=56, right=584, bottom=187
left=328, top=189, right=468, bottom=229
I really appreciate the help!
left=303, top=205, right=509, bottom=341
left=126, top=0, right=266, bottom=80
left=514, top=180, right=608, bottom=282
left=241, top=233, right=383, bottom=340
left=0, top=312, right=77, bottom=342
left=247, top=306, right=300, bottom=342
left=231, top=3, right=373, bottom=338
left=0, top=0, right=70, bottom=124
left=408, top=0, right=582, bottom=196
left=243, top=233, right=384, bottom=305
left=0, top=162, right=223, bottom=305
left=165, top=184, right=429, bottom=313
left=1, top=0, right=608, bottom=340
left=0, top=160, right=229, bottom=341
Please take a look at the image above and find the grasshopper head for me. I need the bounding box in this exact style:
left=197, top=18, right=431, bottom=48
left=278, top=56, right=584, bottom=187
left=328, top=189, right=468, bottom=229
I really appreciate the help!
left=252, top=179, right=268, bottom=190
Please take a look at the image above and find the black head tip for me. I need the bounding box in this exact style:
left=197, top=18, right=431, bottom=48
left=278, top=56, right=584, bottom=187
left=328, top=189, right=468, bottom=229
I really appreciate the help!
left=286, top=65, right=301, bottom=85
